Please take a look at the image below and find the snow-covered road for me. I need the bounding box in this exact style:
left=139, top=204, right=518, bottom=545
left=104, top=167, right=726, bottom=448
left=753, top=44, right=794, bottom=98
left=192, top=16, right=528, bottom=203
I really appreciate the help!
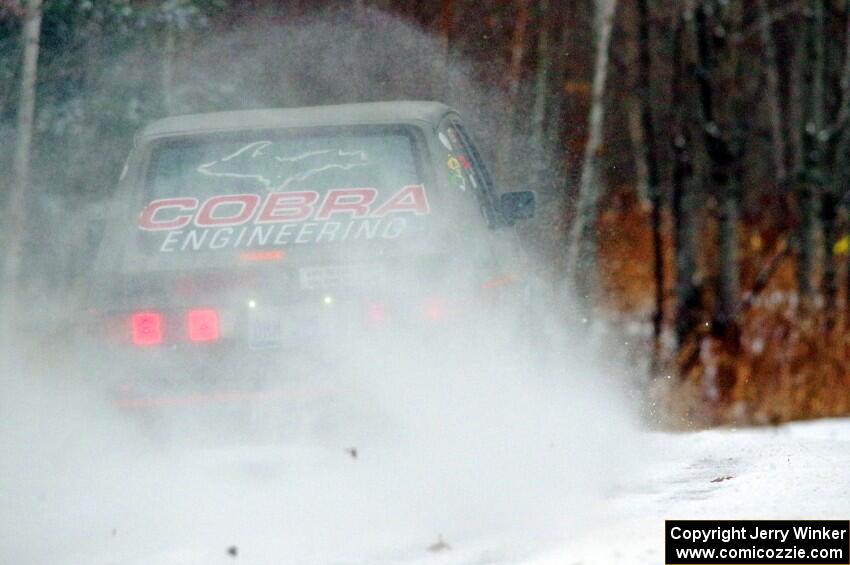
left=3, top=339, right=849, bottom=565
left=526, top=418, right=850, bottom=565
left=7, top=413, right=848, bottom=565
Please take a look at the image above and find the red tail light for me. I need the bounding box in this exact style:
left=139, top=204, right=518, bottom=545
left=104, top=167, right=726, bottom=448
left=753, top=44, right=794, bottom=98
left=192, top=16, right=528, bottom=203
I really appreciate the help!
left=131, top=312, right=163, bottom=346
left=187, top=309, right=219, bottom=342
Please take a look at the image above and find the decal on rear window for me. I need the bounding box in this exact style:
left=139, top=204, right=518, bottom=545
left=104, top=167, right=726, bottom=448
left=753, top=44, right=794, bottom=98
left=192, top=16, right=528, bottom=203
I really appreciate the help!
left=196, top=142, right=371, bottom=190
left=131, top=129, right=434, bottom=262
left=137, top=185, right=430, bottom=252
left=438, top=124, right=478, bottom=193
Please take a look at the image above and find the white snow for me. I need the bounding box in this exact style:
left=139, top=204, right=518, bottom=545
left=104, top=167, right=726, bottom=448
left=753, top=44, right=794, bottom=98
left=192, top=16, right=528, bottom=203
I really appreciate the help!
left=3, top=329, right=849, bottom=564
left=527, top=419, right=850, bottom=565
left=4, top=381, right=848, bottom=565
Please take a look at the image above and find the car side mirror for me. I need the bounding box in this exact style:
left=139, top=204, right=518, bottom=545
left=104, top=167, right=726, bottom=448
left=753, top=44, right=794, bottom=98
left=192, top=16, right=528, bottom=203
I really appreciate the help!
left=500, top=191, right=535, bottom=223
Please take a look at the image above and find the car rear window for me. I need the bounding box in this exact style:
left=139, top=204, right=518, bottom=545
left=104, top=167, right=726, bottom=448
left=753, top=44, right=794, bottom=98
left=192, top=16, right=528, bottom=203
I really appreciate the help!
left=127, top=126, right=435, bottom=271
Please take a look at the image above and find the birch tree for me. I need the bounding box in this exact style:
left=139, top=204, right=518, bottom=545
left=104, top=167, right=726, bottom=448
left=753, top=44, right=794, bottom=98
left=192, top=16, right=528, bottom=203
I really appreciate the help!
left=565, top=0, right=617, bottom=311
left=1, top=0, right=43, bottom=341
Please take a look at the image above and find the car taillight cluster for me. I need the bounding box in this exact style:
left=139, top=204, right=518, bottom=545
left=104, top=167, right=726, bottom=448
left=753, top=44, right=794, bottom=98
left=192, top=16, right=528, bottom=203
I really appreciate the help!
left=131, top=312, right=163, bottom=346
left=186, top=309, right=219, bottom=342
left=131, top=309, right=219, bottom=346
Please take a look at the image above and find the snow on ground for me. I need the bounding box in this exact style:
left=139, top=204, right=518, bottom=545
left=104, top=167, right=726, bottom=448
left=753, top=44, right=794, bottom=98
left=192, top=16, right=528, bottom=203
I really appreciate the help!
left=2, top=329, right=849, bottom=565
left=527, top=418, right=850, bottom=565
left=5, top=400, right=848, bottom=564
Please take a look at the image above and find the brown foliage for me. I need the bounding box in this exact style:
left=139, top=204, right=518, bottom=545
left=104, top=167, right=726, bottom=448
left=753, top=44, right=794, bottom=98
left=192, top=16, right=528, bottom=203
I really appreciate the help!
left=599, top=189, right=850, bottom=427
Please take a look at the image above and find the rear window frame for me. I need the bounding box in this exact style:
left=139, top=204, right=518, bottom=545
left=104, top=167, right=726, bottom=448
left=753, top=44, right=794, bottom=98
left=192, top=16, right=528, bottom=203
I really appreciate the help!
left=139, top=123, right=436, bottom=215
left=107, top=123, right=443, bottom=272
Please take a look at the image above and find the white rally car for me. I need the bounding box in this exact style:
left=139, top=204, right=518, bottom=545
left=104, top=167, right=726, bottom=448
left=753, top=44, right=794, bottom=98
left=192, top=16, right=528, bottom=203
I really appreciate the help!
left=84, top=101, right=535, bottom=411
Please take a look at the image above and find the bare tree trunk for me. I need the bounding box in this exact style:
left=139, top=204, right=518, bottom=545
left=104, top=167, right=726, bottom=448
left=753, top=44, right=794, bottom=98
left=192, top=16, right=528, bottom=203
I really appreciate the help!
left=809, top=0, right=826, bottom=134
left=716, top=190, right=740, bottom=326
left=438, top=0, right=454, bottom=61
left=797, top=0, right=826, bottom=309
left=787, top=15, right=806, bottom=177
left=529, top=0, right=551, bottom=187
left=507, top=0, right=531, bottom=109
left=544, top=4, right=573, bottom=163
left=839, top=9, right=850, bottom=328
left=834, top=7, right=850, bottom=314
left=695, top=0, right=743, bottom=330
left=781, top=8, right=809, bottom=312
left=672, top=1, right=702, bottom=348
left=820, top=1, right=850, bottom=327
left=635, top=0, right=665, bottom=367
left=797, top=181, right=818, bottom=301
left=565, top=0, right=618, bottom=310
left=756, top=0, right=787, bottom=186
left=808, top=0, right=827, bottom=291
left=627, top=97, right=650, bottom=205
left=841, top=199, right=850, bottom=328
left=1, top=0, right=43, bottom=343
left=821, top=189, right=838, bottom=323
left=716, top=2, right=743, bottom=330
left=498, top=0, right=531, bottom=181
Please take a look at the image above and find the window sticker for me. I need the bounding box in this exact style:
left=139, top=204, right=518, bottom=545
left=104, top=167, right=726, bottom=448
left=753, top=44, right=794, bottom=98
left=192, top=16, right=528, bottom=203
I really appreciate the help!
left=446, top=155, right=467, bottom=191
left=441, top=127, right=473, bottom=193
left=134, top=130, right=427, bottom=264
left=137, top=185, right=431, bottom=253
left=197, top=142, right=370, bottom=191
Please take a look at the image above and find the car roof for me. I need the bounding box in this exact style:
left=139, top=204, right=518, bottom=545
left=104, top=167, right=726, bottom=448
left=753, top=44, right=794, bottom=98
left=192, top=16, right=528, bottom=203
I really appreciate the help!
left=138, top=101, right=456, bottom=140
